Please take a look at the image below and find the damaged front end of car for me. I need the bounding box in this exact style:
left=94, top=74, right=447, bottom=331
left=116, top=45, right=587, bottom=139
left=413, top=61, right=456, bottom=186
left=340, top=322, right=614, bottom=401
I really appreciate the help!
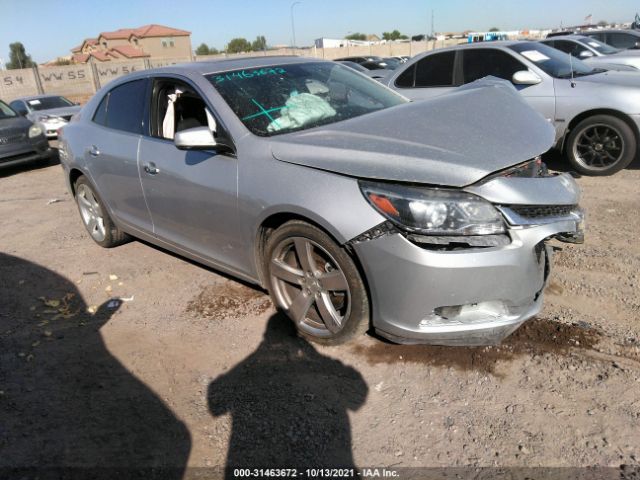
left=349, top=158, right=584, bottom=346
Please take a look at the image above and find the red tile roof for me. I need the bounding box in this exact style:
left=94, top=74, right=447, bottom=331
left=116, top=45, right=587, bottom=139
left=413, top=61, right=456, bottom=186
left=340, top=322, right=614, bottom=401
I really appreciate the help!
left=90, top=51, right=111, bottom=62
left=72, top=53, right=90, bottom=63
left=130, top=24, right=191, bottom=38
left=109, top=45, right=150, bottom=58
left=99, top=29, right=136, bottom=40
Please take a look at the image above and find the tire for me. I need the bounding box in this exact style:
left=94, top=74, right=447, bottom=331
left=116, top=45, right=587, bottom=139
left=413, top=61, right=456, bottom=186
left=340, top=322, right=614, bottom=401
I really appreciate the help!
left=74, top=175, right=130, bottom=248
left=264, top=220, right=370, bottom=345
left=566, top=114, right=636, bottom=176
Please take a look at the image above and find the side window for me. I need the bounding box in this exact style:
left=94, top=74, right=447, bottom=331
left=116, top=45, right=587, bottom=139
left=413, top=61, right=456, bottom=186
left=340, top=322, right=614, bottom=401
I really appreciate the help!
left=414, top=51, right=455, bottom=87
left=588, top=32, right=605, bottom=42
left=92, top=94, right=109, bottom=126
left=10, top=101, right=27, bottom=115
left=553, top=40, right=589, bottom=57
left=102, top=79, right=147, bottom=134
left=463, top=49, right=526, bottom=84
left=151, top=79, right=213, bottom=139
left=395, top=64, right=416, bottom=88
left=608, top=33, right=638, bottom=49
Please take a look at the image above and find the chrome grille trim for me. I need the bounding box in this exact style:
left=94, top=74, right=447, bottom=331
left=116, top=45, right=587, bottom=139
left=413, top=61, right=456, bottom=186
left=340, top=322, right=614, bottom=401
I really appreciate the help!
left=497, top=205, right=583, bottom=226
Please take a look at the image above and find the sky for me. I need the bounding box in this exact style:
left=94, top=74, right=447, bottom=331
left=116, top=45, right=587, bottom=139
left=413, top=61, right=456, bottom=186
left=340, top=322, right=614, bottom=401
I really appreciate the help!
left=0, top=0, right=638, bottom=63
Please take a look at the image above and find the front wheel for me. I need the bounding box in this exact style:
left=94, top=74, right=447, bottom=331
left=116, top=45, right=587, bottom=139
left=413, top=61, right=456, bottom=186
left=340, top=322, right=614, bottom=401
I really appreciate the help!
left=566, top=115, right=636, bottom=176
left=265, top=221, right=370, bottom=345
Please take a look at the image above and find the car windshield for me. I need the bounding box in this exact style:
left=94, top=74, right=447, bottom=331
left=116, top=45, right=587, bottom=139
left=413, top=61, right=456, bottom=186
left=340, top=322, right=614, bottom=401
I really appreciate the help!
left=26, top=96, right=74, bottom=111
left=576, top=37, right=621, bottom=55
left=0, top=100, right=17, bottom=119
left=339, top=61, right=369, bottom=73
left=208, top=62, right=407, bottom=136
left=510, top=42, right=598, bottom=78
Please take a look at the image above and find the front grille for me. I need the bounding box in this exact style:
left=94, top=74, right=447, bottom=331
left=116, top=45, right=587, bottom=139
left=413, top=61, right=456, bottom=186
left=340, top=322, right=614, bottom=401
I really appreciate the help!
left=0, top=133, right=26, bottom=145
left=0, top=151, right=38, bottom=164
left=509, top=205, right=576, bottom=219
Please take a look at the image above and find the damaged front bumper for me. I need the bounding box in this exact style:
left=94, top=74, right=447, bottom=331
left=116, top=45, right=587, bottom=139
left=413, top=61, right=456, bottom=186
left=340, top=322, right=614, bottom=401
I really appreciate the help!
left=352, top=173, right=583, bottom=346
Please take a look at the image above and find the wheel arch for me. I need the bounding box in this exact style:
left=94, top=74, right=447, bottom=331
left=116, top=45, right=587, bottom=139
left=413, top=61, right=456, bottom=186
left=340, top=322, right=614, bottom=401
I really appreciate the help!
left=253, top=210, right=371, bottom=305
left=562, top=108, right=639, bottom=153
left=68, top=168, right=86, bottom=196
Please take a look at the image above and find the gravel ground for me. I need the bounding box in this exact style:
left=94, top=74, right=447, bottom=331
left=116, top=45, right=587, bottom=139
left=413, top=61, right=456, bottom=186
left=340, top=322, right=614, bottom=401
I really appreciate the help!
left=0, top=152, right=639, bottom=478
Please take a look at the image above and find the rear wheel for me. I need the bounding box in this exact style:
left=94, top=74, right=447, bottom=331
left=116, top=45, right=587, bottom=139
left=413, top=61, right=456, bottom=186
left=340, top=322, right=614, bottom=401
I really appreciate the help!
left=74, top=175, right=130, bottom=248
left=265, top=220, right=369, bottom=345
left=566, top=115, right=636, bottom=176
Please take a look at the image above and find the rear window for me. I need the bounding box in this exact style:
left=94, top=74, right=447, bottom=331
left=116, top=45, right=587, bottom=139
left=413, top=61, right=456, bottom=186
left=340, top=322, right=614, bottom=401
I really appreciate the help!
left=92, top=79, right=147, bottom=134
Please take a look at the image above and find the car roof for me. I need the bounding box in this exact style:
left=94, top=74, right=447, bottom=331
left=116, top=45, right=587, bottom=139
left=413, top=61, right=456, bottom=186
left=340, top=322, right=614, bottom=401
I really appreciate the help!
left=541, top=35, right=592, bottom=42
left=583, top=29, right=640, bottom=35
left=12, top=94, right=69, bottom=101
left=145, top=55, right=322, bottom=77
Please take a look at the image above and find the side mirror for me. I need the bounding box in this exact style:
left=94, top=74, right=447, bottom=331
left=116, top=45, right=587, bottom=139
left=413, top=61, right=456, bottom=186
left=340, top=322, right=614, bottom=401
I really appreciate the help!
left=17, top=109, right=28, bottom=116
left=174, top=126, right=217, bottom=150
left=579, top=50, right=594, bottom=58
left=512, top=70, right=542, bottom=85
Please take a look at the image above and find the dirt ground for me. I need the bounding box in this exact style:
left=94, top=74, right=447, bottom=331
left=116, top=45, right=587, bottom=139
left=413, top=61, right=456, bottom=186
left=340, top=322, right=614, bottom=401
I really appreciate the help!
left=0, top=151, right=639, bottom=478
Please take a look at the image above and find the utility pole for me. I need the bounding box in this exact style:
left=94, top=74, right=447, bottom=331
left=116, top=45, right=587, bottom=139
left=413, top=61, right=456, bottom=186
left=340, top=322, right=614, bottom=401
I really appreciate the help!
left=291, top=1, right=302, bottom=52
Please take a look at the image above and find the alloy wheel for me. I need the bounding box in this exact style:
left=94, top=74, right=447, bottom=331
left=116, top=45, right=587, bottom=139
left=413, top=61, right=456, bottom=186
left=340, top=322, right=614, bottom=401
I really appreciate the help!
left=573, top=123, right=625, bottom=172
left=269, top=237, right=351, bottom=338
left=76, top=184, right=106, bottom=242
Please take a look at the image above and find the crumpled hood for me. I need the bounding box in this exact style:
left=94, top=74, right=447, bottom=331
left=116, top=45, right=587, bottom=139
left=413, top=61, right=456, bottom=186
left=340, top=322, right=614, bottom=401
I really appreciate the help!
left=270, top=78, right=554, bottom=187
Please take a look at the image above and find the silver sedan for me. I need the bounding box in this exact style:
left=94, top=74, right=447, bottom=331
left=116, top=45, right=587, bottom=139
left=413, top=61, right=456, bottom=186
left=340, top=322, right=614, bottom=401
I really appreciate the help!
left=58, top=57, right=582, bottom=346
left=384, top=41, right=640, bottom=175
left=540, top=35, right=640, bottom=71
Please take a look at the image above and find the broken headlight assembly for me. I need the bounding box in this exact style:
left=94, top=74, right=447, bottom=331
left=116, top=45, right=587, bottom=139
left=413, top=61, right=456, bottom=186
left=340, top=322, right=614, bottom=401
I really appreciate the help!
left=359, top=181, right=505, bottom=236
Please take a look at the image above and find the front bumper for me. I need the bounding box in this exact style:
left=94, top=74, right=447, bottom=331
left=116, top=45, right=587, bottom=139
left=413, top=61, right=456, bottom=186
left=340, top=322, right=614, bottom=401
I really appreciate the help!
left=353, top=217, right=580, bottom=346
left=0, top=136, right=52, bottom=168
left=40, top=119, right=67, bottom=138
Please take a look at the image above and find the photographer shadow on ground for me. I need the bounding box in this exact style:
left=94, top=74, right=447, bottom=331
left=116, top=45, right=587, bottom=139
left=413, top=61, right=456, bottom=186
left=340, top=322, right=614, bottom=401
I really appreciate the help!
left=0, top=253, right=191, bottom=479
left=208, top=313, right=368, bottom=476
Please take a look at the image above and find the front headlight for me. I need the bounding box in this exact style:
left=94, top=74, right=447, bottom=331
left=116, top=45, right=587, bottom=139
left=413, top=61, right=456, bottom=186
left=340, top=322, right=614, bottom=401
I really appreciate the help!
left=360, top=181, right=505, bottom=235
left=28, top=124, right=43, bottom=138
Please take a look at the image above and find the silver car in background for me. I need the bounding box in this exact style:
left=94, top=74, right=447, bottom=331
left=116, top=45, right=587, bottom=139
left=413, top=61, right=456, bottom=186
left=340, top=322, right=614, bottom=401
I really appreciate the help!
left=58, top=57, right=582, bottom=346
left=0, top=99, right=51, bottom=168
left=10, top=95, right=81, bottom=139
left=385, top=41, right=640, bottom=175
left=540, top=35, right=640, bottom=71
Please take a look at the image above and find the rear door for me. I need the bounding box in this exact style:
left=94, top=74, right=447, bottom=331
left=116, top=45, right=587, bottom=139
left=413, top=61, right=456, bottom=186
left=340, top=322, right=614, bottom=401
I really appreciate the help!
left=137, top=77, right=241, bottom=271
left=82, top=78, right=153, bottom=233
left=390, top=50, right=457, bottom=100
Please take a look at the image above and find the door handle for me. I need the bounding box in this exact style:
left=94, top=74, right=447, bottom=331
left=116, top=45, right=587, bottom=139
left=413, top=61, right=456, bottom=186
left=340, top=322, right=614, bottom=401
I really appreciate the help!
left=143, top=162, right=160, bottom=175
left=88, top=145, right=100, bottom=157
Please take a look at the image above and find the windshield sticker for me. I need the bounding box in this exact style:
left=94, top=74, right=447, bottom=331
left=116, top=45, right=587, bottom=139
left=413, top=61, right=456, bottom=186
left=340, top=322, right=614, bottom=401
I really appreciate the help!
left=241, top=99, right=288, bottom=129
left=28, top=99, right=41, bottom=105
left=214, top=67, right=287, bottom=84
left=588, top=42, right=600, bottom=48
left=520, top=50, right=550, bottom=62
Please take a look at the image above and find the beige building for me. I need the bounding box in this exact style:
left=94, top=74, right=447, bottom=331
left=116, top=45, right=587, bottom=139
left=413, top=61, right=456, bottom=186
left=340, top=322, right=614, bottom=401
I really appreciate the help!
left=70, top=24, right=192, bottom=63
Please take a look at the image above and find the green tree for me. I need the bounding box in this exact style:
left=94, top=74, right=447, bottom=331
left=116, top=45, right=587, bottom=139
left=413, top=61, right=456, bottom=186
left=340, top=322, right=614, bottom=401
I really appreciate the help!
left=382, top=30, right=408, bottom=41
left=195, top=43, right=211, bottom=55
left=489, top=27, right=501, bottom=32
left=53, top=58, right=73, bottom=66
left=251, top=35, right=267, bottom=51
left=6, top=42, right=36, bottom=69
left=345, top=32, right=367, bottom=41
left=226, top=38, right=252, bottom=54
left=597, top=20, right=608, bottom=27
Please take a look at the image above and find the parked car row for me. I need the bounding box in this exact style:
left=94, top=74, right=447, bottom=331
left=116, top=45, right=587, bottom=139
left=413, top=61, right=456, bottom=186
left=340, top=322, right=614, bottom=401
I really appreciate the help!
left=383, top=40, right=640, bottom=175
left=0, top=99, right=52, bottom=168
left=57, top=56, right=583, bottom=347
